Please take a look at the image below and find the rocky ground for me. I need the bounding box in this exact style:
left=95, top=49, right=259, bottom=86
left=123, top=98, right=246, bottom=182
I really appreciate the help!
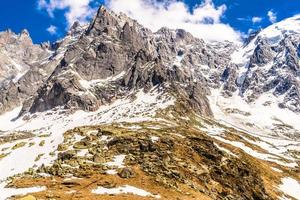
left=1, top=114, right=299, bottom=200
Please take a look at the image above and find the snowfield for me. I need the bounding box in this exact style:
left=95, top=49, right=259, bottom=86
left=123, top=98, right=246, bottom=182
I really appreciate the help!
left=206, top=87, right=300, bottom=199
left=208, top=88, right=300, bottom=166
left=209, top=89, right=300, bottom=136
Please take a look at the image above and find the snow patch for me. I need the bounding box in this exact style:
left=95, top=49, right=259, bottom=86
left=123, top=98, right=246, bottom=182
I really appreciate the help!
left=214, top=143, right=238, bottom=157
left=105, top=154, right=126, bottom=168
left=105, top=169, right=118, bottom=175
left=92, top=185, right=161, bottom=199
left=0, top=183, right=46, bottom=200
left=198, top=125, right=225, bottom=136
left=0, top=106, right=22, bottom=131
left=279, top=177, right=300, bottom=200
left=271, top=167, right=282, bottom=173
left=150, top=136, right=159, bottom=143
left=79, top=71, right=125, bottom=89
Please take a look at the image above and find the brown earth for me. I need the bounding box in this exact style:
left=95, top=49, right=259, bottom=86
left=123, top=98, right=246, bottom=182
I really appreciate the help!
left=6, top=123, right=283, bottom=200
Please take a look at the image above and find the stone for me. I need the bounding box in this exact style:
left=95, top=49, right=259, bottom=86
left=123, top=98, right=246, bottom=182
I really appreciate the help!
left=93, top=153, right=106, bottom=163
left=57, top=144, right=68, bottom=151
left=12, top=142, right=27, bottom=150
left=73, top=141, right=89, bottom=149
left=58, top=150, right=76, bottom=161
left=118, top=167, right=136, bottom=178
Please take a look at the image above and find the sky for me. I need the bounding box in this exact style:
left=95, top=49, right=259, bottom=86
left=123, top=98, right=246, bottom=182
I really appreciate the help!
left=0, top=0, right=299, bottom=43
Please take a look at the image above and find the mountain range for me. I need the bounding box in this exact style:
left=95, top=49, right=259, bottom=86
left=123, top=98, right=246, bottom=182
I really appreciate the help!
left=0, top=5, right=299, bottom=200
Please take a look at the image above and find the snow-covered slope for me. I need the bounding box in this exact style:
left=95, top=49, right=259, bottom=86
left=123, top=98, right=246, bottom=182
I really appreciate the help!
left=255, top=15, right=300, bottom=44
left=215, top=14, right=300, bottom=142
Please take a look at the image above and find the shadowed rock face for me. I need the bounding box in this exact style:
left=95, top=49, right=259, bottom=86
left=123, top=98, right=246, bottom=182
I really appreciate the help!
left=250, top=40, right=274, bottom=66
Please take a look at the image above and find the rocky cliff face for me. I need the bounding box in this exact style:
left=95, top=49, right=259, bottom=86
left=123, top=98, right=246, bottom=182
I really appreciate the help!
left=226, top=16, right=300, bottom=112
left=0, top=30, right=49, bottom=85
left=0, top=30, right=51, bottom=114
left=0, top=23, right=88, bottom=115
left=19, top=6, right=229, bottom=117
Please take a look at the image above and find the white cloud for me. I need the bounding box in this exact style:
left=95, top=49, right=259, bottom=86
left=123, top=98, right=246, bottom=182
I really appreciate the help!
left=238, top=16, right=262, bottom=24
left=237, top=17, right=247, bottom=21
left=38, top=0, right=241, bottom=43
left=252, top=16, right=262, bottom=24
left=38, top=0, right=96, bottom=27
left=46, top=25, right=57, bottom=35
left=267, top=10, right=277, bottom=23
left=106, top=0, right=241, bottom=43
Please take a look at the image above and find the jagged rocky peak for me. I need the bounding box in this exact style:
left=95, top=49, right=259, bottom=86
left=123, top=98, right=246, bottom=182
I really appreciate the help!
left=68, top=21, right=87, bottom=37
left=87, top=5, right=118, bottom=34
left=244, top=29, right=261, bottom=45
left=0, top=29, right=52, bottom=114
left=222, top=15, right=300, bottom=112
left=0, top=24, right=87, bottom=115
left=41, top=41, right=51, bottom=50
left=0, top=29, right=16, bottom=45
left=1, top=5, right=300, bottom=121
left=19, top=29, right=31, bottom=40
left=24, top=5, right=222, bottom=116
left=87, top=5, right=141, bottom=35
left=0, top=28, right=50, bottom=83
left=0, top=29, right=31, bottom=47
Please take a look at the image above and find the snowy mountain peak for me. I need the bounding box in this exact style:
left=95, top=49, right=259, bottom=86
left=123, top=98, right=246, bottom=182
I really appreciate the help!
left=217, top=14, right=300, bottom=142
left=20, top=29, right=30, bottom=36
left=254, top=14, right=300, bottom=46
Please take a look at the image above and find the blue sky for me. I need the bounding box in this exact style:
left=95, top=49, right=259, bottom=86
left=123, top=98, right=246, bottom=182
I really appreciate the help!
left=0, top=0, right=299, bottom=43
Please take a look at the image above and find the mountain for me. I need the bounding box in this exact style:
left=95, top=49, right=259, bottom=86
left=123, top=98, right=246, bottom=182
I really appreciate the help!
left=0, top=29, right=49, bottom=85
left=0, top=6, right=299, bottom=200
left=211, top=15, right=300, bottom=139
